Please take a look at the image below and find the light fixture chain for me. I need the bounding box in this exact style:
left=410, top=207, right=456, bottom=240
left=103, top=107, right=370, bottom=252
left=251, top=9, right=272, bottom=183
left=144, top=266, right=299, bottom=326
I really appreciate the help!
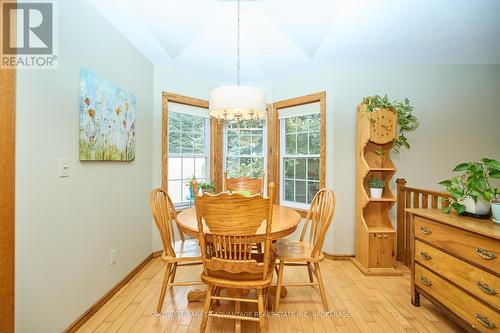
left=237, top=0, right=240, bottom=86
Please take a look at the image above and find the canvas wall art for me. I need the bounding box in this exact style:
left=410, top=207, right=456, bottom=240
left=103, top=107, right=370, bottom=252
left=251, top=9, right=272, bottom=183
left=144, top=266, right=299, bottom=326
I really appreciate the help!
left=79, top=69, right=136, bottom=161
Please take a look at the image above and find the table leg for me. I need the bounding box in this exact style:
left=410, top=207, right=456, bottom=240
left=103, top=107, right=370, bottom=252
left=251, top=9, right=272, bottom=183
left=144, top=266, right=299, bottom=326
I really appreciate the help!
left=268, top=286, right=288, bottom=299
left=187, top=288, right=207, bottom=302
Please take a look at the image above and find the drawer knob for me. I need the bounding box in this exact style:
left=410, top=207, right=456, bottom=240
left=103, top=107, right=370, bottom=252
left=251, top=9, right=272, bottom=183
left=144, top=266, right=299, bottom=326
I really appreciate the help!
left=475, top=313, right=497, bottom=329
left=475, top=248, right=497, bottom=260
left=420, top=276, right=432, bottom=287
left=419, top=226, right=432, bottom=235
left=476, top=281, right=497, bottom=295
left=420, top=251, right=432, bottom=260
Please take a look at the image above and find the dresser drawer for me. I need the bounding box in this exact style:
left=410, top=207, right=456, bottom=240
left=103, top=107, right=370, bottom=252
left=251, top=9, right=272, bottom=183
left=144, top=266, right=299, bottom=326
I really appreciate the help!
left=415, top=216, right=500, bottom=274
left=415, top=263, right=499, bottom=332
left=416, top=240, right=500, bottom=310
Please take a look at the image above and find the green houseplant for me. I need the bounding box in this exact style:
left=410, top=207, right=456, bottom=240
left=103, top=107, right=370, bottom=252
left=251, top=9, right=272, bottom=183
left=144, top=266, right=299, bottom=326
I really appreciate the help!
left=199, top=181, right=215, bottom=194
left=439, top=158, right=500, bottom=217
left=368, top=178, right=385, bottom=199
left=362, top=95, right=419, bottom=155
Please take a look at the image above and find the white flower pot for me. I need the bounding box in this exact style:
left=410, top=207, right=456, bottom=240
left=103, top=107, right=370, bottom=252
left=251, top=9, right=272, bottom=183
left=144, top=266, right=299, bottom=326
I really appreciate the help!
left=491, top=202, right=500, bottom=223
left=461, top=197, right=491, bottom=215
left=370, top=188, right=383, bottom=199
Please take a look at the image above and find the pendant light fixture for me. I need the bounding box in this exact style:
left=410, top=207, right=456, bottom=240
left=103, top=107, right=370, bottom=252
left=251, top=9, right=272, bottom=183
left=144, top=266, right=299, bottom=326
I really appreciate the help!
left=209, top=0, right=266, bottom=122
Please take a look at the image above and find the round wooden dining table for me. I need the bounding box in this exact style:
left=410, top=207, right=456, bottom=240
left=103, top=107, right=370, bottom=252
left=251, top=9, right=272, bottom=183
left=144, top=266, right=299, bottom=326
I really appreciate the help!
left=176, top=204, right=302, bottom=242
left=175, top=204, right=302, bottom=302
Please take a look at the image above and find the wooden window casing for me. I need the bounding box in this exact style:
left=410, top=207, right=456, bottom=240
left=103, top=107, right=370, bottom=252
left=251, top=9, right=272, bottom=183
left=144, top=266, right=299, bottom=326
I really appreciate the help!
left=268, top=92, right=327, bottom=211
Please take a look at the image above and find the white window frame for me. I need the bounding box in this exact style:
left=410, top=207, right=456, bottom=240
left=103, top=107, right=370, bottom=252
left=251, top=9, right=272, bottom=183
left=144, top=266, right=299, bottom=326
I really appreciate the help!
left=279, top=114, right=321, bottom=210
left=167, top=111, right=211, bottom=209
left=223, top=120, right=268, bottom=189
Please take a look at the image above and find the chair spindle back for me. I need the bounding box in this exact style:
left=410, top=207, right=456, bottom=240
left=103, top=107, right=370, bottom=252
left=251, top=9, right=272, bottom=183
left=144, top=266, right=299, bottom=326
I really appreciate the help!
left=150, top=188, right=177, bottom=257
left=193, top=181, right=275, bottom=279
left=299, top=188, right=336, bottom=257
left=223, top=171, right=264, bottom=195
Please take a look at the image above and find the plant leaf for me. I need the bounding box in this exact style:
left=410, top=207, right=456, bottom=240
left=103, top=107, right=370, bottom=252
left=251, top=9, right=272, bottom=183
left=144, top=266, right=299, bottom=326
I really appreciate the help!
left=438, top=180, right=452, bottom=187
left=482, top=158, right=500, bottom=170
left=453, top=163, right=471, bottom=172
left=456, top=204, right=466, bottom=214
left=489, top=170, right=500, bottom=179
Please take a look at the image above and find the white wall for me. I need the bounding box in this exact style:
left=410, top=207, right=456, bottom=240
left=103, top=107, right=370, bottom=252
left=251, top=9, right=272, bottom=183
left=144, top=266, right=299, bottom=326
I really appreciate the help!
left=272, top=64, right=500, bottom=255
left=151, top=65, right=216, bottom=250
left=15, top=0, right=153, bottom=332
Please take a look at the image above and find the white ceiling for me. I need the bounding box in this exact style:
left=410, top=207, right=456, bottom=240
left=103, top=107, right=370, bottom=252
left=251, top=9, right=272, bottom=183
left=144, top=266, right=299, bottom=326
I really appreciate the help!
left=88, top=0, right=500, bottom=83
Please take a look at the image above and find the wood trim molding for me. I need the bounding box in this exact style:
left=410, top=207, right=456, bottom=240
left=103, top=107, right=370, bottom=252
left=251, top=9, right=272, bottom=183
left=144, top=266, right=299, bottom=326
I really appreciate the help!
left=266, top=103, right=278, bottom=203
left=63, top=253, right=154, bottom=333
left=319, top=93, right=326, bottom=188
left=152, top=250, right=163, bottom=258
left=270, top=91, right=327, bottom=203
left=272, top=92, right=326, bottom=110
left=162, top=92, right=208, bottom=109
left=210, top=119, right=223, bottom=192
left=161, top=92, right=222, bottom=192
left=0, top=0, right=16, bottom=329
left=161, top=93, right=168, bottom=190
left=323, top=253, right=354, bottom=261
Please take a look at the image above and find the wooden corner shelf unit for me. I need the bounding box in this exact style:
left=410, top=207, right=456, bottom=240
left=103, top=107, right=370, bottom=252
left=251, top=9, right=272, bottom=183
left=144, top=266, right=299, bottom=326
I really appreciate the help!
left=352, top=104, right=402, bottom=275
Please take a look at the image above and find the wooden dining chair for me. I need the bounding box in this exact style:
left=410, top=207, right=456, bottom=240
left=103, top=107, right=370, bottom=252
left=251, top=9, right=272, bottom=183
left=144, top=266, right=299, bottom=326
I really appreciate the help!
left=193, top=181, right=276, bottom=333
left=274, top=188, right=336, bottom=311
left=223, top=172, right=265, bottom=253
left=223, top=171, right=264, bottom=195
left=150, top=188, right=204, bottom=313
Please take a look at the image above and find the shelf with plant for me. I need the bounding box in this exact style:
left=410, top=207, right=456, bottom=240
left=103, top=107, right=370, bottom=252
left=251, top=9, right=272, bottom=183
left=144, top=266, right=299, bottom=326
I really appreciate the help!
left=364, top=142, right=396, bottom=169
left=362, top=95, right=419, bottom=155
left=365, top=173, right=395, bottom=201
left=439, top=158, right=500, bottom=219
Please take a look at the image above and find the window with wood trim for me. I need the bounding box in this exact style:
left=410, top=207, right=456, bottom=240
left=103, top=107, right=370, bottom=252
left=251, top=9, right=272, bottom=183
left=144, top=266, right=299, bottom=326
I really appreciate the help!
left=167, top=109, right=210, bottom=206
left=162, top=93, right=223, bottom=208
left=281, top=113, right=320, bottom=207
left=271, top=92, right=326, bottom=209
left=224, top=119, right=266, bottom=178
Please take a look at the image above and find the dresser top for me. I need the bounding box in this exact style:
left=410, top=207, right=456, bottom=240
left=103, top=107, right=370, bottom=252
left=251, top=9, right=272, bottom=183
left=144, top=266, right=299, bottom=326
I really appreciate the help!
left=407, top=208, right=500, bottom=240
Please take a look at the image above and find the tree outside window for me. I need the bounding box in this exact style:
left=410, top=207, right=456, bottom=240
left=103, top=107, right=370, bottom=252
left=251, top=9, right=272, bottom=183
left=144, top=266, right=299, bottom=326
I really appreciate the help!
left=168, top=112, right=209, bottom=206
left=225, top=119, right=265, bottom=178
left=282, top=113, right=320, bottom=205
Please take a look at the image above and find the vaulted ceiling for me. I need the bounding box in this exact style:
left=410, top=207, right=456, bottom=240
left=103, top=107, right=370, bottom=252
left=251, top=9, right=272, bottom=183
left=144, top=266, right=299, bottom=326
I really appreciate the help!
left=88, top=0, right=500, bottom=82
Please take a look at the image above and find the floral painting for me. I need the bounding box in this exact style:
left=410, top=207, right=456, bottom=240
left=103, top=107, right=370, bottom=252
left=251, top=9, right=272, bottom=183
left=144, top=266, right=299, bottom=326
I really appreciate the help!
left=79, top=69, right=136, bottom=161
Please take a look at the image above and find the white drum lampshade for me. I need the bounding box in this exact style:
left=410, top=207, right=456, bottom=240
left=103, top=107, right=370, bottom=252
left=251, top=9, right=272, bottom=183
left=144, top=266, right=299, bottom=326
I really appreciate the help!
left=209, top=85, right=266, bottom=121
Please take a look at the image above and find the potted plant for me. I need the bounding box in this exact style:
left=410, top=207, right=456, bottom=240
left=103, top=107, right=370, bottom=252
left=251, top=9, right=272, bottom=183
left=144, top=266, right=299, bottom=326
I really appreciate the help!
left=439, top=158, right=500, bottom=218
left=186, top=175, right=197, bottom=199
left=362, top=95, right=419, bottom=155
left=199, top=181, right=215, bottom=194
left=493, top=200, right=500, bottom=224
left=368, top=178, right=385, bottom=199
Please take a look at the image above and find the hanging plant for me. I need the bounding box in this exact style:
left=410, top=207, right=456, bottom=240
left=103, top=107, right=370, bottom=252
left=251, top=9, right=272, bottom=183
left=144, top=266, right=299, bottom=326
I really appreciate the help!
left=362, top=95, right=419, bottom=155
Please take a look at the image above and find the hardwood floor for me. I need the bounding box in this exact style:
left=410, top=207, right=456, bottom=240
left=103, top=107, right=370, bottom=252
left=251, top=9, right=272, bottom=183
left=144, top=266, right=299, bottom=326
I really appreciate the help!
left=76, top=257, right=462, bottom=332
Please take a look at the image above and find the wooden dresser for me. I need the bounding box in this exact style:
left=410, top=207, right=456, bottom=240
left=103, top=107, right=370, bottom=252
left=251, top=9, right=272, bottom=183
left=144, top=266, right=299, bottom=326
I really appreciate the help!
left=408, top=209, right=500, bottom=332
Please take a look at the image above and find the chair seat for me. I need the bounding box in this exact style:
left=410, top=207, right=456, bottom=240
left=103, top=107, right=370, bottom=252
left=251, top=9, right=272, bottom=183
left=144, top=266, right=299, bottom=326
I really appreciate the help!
left=275, top=239, right=323, bottom=262
left=162, top=239, right=202, bottom=262
left=201, top=270, right=273, bottom=289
